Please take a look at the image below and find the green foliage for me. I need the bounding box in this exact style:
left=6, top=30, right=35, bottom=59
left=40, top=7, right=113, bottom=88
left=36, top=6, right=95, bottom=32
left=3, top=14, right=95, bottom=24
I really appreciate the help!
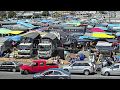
left=0, top=11, right=7, bottom=18
left=8, top=11, right=16, bottom=18
left=42, top=11, right=49, bottom=16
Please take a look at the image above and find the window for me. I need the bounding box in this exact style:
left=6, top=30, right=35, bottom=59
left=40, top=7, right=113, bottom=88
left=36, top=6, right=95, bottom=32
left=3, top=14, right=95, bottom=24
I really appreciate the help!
left=54, top=71, right=62, bottom=75
left=40, top=62, right=44, bottom=66
left=6, top=62, right=14, bottom=65
left=113, top=65, right=119, bottom=68
left=2, top=62, right=7, bottom=65
left=31, top=63, right=38, bottom=66
left=44, top=71, right=54, bottom=75
left=83, top=63, right=90, bottom=66
left=72, top=63, right=80, bottom=66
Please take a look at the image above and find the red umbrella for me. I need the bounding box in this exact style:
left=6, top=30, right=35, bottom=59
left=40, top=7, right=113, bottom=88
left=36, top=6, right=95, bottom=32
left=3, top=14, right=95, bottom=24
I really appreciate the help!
left=90, top=28, right=105, bottom=32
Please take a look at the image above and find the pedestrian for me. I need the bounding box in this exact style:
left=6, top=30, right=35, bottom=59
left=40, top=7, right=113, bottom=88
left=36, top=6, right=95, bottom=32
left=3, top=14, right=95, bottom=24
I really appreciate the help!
left=79, top=53, right=85, bottom=61
left=98, top=53, right=103, bottom=62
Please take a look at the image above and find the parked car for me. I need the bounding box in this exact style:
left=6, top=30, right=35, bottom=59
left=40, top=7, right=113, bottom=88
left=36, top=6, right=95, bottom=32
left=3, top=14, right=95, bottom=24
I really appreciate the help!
left=101, top=63, right=120, bottom=76
left=33, top=68, right=71, bottom=79
left=62, top=61, right=95, bottom=75
left=0, top=61, right=23, bottom=72
left=20, top=59, right=59, bottom=75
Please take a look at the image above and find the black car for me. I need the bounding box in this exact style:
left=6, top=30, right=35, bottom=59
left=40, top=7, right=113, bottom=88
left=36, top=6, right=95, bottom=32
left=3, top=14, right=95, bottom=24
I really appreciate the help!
left=33, top=68, right=71, bottom=79
left=0, top=61, right=23, bottom=72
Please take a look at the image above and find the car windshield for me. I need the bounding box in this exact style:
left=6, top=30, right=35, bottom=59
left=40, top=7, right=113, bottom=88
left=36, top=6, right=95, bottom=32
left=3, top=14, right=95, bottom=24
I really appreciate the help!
left=38, top=45, right=51, bottom=51
left=19, top=45, right=31, bottom=50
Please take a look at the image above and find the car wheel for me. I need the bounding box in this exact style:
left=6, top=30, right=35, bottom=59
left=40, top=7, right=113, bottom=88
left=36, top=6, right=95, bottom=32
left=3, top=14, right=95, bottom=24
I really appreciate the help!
left=104, top=72, right=110, bottom=76
left=24, top=70, right=29, bottom=75
left=84, top=70, right=90, bottom=75
left=12, top=68, right=16, bottom=72
left=58, top=77, right=65, bottom=79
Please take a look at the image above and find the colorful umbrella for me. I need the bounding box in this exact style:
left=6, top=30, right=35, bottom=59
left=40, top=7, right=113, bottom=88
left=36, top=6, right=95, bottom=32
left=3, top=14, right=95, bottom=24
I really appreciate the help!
left=92, top=32, right=115, bottom=38
left=90, top=28, right=105, bottom=32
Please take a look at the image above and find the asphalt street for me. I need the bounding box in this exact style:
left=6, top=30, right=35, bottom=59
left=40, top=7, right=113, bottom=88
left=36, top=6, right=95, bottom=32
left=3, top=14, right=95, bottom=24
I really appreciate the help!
left=0, top=71, right=120, bottom=79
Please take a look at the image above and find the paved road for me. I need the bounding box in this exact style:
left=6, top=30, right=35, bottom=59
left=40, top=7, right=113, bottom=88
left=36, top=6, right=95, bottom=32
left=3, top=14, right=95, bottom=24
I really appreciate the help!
left=0, top=71, right=120, bottom=79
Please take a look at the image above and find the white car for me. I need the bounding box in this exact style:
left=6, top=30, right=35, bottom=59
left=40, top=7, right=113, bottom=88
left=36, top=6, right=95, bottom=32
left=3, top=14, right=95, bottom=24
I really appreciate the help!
left=101, top=63, right=120, bottom=76
left=62, top=61, right=95, bottom=75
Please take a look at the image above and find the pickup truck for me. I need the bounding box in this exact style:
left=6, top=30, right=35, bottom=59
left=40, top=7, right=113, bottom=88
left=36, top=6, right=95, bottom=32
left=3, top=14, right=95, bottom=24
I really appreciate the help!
left=20, top=59, right=59, bottom=75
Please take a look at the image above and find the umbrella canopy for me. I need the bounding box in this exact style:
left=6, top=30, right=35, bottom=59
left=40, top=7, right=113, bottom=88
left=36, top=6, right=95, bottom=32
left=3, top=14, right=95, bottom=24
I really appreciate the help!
left=90, top=28, right=105, bottom=32
left=9, top=31, right=24, bottom=35
left=0, top=28, right=12, bottom=34
left=92, top=32, right=115, bottom=38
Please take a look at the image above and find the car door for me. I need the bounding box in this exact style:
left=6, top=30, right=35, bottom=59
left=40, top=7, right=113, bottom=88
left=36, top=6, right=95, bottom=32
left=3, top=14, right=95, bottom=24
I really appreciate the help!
left=42, top=70, right=54, bottom=79
left=32, top=62, right=45, bottom=73
left=71, top=63, right=81, bottom=73
left=6, top=62, right=15, bottom=70
left=111, top=65, right=120, bottom=75
left=31, top=62, right=39, bottom=73
left=53, top=71, right=63, bottom=79
left=0, top=62, right=7, bottom=70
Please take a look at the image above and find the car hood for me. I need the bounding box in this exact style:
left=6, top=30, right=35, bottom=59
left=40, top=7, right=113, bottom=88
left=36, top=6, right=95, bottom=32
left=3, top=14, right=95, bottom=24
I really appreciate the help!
left=62, top=65, right=71, bottom=68
left=102, top=67, right=111, bottom=71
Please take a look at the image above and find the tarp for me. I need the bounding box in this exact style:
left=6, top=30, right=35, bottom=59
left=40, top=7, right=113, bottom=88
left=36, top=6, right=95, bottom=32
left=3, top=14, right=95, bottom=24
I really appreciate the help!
left=96, top=41, right=112, bottom=46
left=95, top=27, right=108, bottom=30
left=108, top=24, right=120, bottom=27
left=0, top=37, right=8, bottom=43
left=17, top=21, right=35, bottom=28
left=116, top=32, right=120, bottom=36
left=41, top=20, right=49, bottom=23
left=79, top=35, right=98, bottom=40
left=106, top=39, right=118, bottom=43
left=78, top=39, right=92, bottom=42
left=92, top=32, right=115, bottom=38
left=43, top=33, right=57, bottom=40
left=20, top=31, right=40, bottom=39
left=0, top=28, right=12, bottom=34
left=90, top=28, right=105, bottom=32
left=6, top=35, right=22, bottom=41
left=9, top=31, right=23, bottom=34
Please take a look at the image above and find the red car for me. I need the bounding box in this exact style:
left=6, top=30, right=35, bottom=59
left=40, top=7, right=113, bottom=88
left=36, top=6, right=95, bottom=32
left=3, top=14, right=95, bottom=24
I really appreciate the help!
left=20, top=59, right=59, bottom=75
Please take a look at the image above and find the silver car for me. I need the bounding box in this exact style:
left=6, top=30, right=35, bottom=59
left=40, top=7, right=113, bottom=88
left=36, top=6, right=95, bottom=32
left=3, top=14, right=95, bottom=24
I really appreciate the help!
left=62, top=61, right=95, bottom=75
left=101, top=63, right=120, bottom=76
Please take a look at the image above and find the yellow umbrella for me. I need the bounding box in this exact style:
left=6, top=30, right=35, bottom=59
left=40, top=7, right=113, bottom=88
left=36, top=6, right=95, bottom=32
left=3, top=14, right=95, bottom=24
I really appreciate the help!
left=92, top=32, right=115, bottom=38
left=9, top=31, right=23, bottom=35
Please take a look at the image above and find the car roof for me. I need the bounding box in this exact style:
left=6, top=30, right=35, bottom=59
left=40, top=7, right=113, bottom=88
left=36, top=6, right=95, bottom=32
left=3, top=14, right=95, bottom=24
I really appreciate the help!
left=74, top=61, right=92, bottom=63
left=48, top=68, right=70, bottom=74
left=114, top=63, right=120, bottom=65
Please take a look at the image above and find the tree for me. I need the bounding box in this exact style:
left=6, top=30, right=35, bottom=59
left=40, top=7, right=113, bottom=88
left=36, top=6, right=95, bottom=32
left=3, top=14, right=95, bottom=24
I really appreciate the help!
left=8, top=11, right=16, bottom=18
left=42, top=11, right=49, bottom=16
left=52, top=12, right=62, bottom=18
left=0, top=11, right=7, bottom=18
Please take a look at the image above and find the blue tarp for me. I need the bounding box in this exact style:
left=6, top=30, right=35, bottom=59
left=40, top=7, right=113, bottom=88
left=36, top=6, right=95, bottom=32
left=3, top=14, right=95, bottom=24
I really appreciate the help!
left=79, top=36, right=98, bottom=40
left=95, top=27, right=108, bottom=30
left=17, top=21, right=35, bottom=28
left=6, top=35, right=22, bottom=41
left=108, top=24, right=120, bottom=27
left=116, top=32, right=120, bottom=36
left=41, top=20, right=49, bottom=23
